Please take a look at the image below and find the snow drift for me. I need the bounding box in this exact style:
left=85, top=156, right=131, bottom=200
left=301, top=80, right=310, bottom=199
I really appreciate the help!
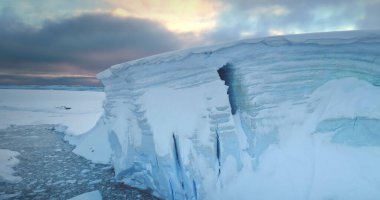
left=0, top=149, right=22, bottom=183
left=78, top=31, right=380, bottom=200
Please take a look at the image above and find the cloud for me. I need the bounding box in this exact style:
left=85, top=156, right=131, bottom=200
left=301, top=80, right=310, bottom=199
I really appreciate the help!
left=205, top=0, right=379, bottom=42
left=0, top=13, right=182, bottom=85
left=357, top=1, right=380, bottom=29
left=0, top=0, right=110, bottom=28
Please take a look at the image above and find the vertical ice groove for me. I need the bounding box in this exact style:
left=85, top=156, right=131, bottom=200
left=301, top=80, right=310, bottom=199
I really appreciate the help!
left=169, top=179, right=175, bottom=200
left=216, top=126, right=221, bottom=177
left=173, top=133, right=182, bottom=170
left=172, top=133, right=190, bottom=200
left=192, top=180, right=198, bottom=200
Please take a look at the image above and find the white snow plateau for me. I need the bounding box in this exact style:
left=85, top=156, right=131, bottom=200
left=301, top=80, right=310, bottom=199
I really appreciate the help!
left=76, top=31, right=380, bottom=200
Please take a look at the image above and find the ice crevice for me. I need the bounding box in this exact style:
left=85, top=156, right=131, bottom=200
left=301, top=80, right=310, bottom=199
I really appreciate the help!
left=76, top=31, right=380, bottom=200
left=217, top=63, right=237, bottom=115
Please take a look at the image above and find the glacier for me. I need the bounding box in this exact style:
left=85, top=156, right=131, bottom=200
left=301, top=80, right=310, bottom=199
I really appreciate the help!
left=75, top=31, right=380, bottom=200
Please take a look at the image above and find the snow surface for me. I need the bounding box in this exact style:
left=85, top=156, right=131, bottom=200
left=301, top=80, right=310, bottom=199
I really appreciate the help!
left=80, top=30, right=380, bottom=199
left=68, top=190, right=102, bottom=200
left=0, top=149, right=22, bottom=183
left=0, top=89, right=105, bottom=135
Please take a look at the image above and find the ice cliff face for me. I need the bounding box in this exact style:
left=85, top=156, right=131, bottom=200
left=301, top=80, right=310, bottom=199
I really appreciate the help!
left=80, top=31, right=380, bottom=200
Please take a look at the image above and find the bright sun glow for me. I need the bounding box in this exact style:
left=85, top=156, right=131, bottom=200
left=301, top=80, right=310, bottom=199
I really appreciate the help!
left=108, top=0, right=222, bottom=33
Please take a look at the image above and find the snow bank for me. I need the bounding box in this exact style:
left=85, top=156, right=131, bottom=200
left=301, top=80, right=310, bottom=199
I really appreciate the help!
left=70, top=117, right=112, bottom=164
left=0, top=149, right=22, bottom=183
left=68, top=190, right=102, bottom=200
left=83, top=30, right=380, bottom=199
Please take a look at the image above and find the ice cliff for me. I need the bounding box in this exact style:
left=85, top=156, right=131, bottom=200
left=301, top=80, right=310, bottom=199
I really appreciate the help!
left=76, top=31, right=380, bottom=200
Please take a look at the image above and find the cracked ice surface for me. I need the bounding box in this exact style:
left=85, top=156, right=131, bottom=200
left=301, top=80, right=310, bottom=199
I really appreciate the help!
left=0, top=125, right=159, bottom=200
left=68, top=190, right=102, bottom=200
left=80, top=31, right=380, bottom=199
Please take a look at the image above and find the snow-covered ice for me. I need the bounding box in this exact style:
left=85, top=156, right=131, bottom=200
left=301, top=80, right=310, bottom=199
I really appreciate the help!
left=0, top=149, right=22, bottom=183
left=76, top=30, right=380, bottom=200
left=0, top=89, right=105, bottom=135
left=68, top=190, right=102, bottom=200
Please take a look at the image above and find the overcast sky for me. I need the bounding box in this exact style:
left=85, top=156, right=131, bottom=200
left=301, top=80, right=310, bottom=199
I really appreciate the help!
left=1, top=0, right=379, bottom=86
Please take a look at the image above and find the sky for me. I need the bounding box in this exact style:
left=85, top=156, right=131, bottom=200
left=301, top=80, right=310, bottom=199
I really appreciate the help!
left=0, top=0, right=379, bottom=86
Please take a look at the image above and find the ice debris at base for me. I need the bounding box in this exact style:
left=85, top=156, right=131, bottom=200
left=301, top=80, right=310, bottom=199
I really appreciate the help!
left=68, top=190, right=102, bottom=200
left=0, top=149, right=22, bottom=183
left=77, top=31, right=380, bottom=200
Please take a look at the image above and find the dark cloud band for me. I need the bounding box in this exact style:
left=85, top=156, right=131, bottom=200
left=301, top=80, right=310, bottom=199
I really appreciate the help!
left=0, top=13, right=181, bottom=85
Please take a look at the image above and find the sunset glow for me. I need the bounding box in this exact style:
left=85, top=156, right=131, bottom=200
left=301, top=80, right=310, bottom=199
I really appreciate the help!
left=108, top=0, right=221, bottom=33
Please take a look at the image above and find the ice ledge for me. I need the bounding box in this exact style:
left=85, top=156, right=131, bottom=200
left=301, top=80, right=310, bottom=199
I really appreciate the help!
left=97, top=30, right=380, bottom=79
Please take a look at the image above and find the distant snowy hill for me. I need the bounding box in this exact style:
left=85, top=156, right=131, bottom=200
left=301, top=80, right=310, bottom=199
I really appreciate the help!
left=77, top=31, right=380, bottom=200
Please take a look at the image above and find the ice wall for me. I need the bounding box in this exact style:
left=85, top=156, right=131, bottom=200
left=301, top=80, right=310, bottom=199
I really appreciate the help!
left=82, top=31, right=380, bottom=199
